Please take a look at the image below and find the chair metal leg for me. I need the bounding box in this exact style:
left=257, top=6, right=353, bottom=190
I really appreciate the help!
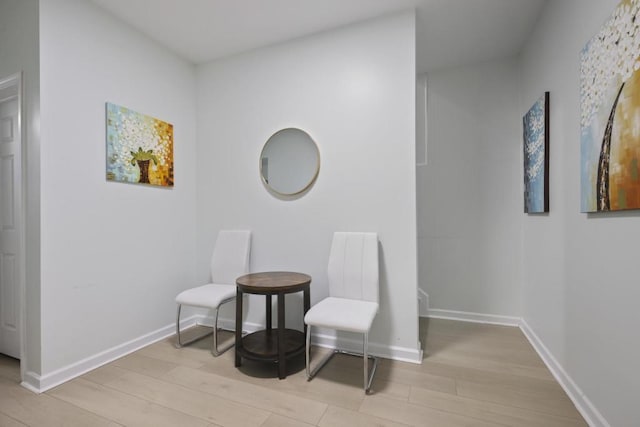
left=306, top=324, right=338, bottom=380
left=305, top=325, right=311, bottom=378
left=363, top=332, right=378, bottom=393
left=175, top=298, right=236, bottom=356
left=175, top=304, right=213, bottom=349
left=211, top=305, right=234, bottom=356
left=307, top=325, right=334, bottom=379
left=176, top=305, right=183, bottom=347
left=305, top=329, right=377, bottom=393
left=364, top=332, right=368, bottom=392
left=306, top=347, right=338, bottom=381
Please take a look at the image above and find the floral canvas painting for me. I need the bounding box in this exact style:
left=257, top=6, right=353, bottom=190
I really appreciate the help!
left=106, top=103, right=174, bottom=187
left=581, top=0, right=640, bottom=212
left=523, top=92, right=549, bottom=213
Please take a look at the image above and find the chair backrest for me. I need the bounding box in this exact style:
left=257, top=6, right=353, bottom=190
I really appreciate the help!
left=327, top=232, right=379, bottom=303
left=210, top=230, right=251, bottom=285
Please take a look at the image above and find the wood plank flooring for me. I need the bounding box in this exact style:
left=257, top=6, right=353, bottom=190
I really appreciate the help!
left=0, top=318, right=587, bottom=426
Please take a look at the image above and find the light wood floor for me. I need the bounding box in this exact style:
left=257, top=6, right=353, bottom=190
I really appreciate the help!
left=0, top=318, right=587, bottom=426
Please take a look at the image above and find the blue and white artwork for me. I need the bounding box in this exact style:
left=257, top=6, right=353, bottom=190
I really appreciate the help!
left=523, top=92, right=549, bottom=213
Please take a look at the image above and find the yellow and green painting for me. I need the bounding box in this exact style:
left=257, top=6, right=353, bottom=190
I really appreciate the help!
left=106, top=102, right=174, bottom=187
left=581, top=0, right=640, bottom=211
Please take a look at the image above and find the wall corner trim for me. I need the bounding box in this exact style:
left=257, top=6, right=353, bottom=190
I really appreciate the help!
left=418, top=288, right=429, bottom=317
left=21, top=372, right=42, bottom=394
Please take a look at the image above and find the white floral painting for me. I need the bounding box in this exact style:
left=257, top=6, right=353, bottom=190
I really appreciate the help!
left=523, top=92, right=549, bottom=213
left=581, top=0, right=640, bottom=212
left=106, top=103, right=174, bottom=187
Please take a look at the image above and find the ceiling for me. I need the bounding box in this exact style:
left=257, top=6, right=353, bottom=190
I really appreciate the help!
left=90, top=0, right=546, bottom=73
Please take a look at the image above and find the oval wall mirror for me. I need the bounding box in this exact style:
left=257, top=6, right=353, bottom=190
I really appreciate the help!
left=260, top=128, right=320, bottom=196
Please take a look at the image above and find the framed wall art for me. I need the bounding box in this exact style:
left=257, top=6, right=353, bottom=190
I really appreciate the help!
left=106, top=102, right=174, bottom=187
left=581, top=0, right=640, bottom=212
left=523, top=92, right=549, bottom=213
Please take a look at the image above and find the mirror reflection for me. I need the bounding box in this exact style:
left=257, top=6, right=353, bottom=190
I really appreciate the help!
left=260, top=128, right=320, bottom=196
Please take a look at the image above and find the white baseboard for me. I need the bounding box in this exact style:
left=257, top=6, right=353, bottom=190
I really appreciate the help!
left=426, top=308, right=610, bottom=427
left=207, top=315, right=424, bottom=364
left=26, top=307, right=609, bottom=427
left=519, top=320, right=610, bottom=427
left=22, top=315, right=200, bottom=394
left=427, top=309, right=520, bottom=327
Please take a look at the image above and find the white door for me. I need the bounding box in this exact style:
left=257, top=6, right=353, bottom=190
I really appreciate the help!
left=0, top=89, right=21, bottom=359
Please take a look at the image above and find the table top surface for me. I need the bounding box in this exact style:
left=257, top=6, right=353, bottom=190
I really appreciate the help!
left=236, top=271, right=311, bottom=293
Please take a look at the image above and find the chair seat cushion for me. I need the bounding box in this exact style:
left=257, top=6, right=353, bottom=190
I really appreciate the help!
left=304, top=297, right=378, bottom=333
left=175, top=284, right=236, bottom=309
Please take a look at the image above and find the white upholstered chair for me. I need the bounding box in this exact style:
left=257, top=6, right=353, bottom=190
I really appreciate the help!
left=304, top=232, right=379, bottom=393
left=175, top=230, right=251, bottom=356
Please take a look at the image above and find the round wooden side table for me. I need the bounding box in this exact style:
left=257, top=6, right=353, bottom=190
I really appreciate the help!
left=234, top=271, right=311, bottom=379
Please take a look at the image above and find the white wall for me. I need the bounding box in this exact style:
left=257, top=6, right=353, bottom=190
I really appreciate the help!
left=520, top=1, right=640, bottom=425
left=0, top=0, right=41, bottom=378
left=196, top=12, right=421, bottom=360
left=38, top=0, right=197, bottom=377
left=418, top=58, right=523, bottom=317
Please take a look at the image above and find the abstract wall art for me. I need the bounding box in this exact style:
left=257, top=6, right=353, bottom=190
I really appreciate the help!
left=523, top=92, right=549, bottom=213
left=581, top=0, right=640, bottom=212
left=106, top=102, right=174, bottom=187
